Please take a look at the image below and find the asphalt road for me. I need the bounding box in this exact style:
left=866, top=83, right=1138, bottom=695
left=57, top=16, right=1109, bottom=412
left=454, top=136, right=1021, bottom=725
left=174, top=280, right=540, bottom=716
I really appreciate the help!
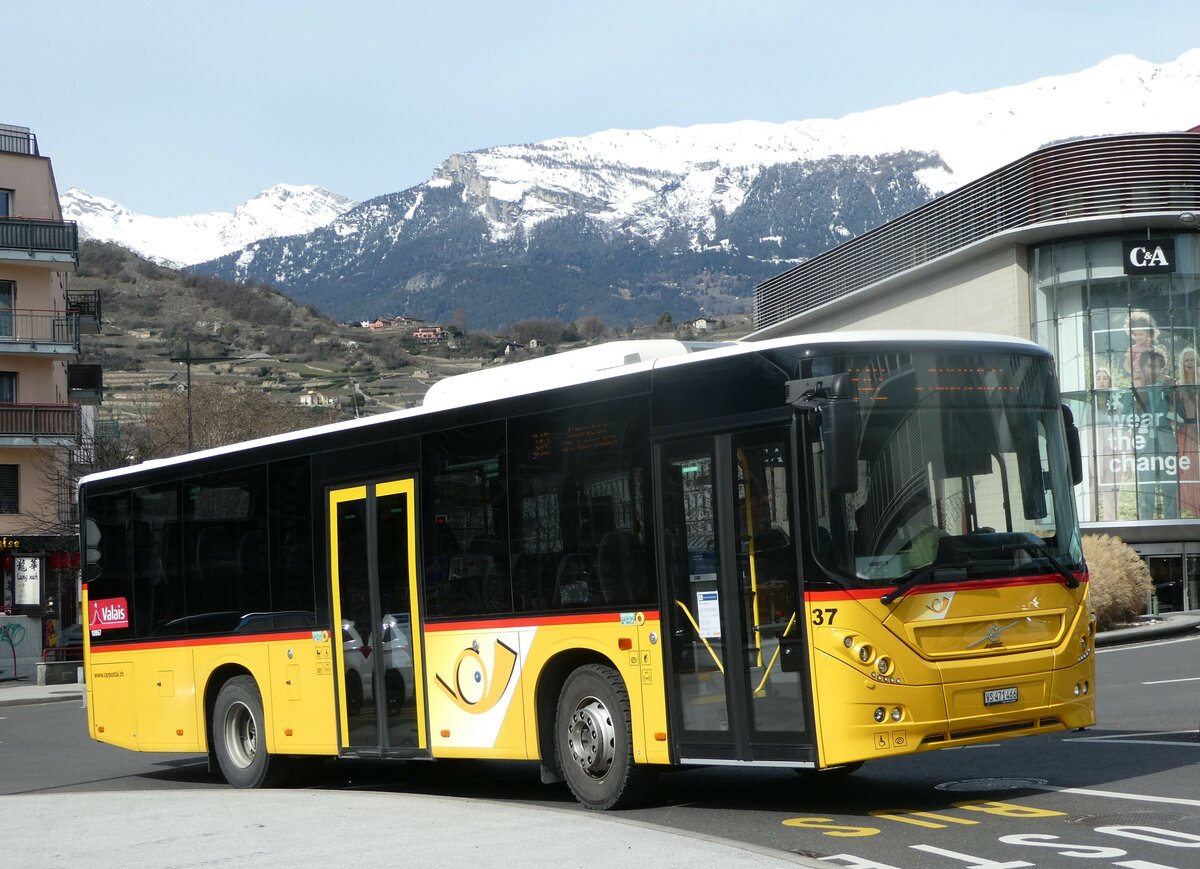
left=2, top=633, right=1198, bottom=868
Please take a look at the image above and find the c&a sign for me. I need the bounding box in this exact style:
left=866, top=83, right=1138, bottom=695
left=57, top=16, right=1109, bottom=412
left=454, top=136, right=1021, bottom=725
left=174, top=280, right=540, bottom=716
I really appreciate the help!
left=1123, top=238, right=1176, bottom=275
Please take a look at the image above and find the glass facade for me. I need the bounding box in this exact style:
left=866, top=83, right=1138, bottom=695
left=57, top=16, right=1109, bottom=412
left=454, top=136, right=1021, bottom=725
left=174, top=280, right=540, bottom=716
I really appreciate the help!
left=1033, top=233, right=1200, bottom=523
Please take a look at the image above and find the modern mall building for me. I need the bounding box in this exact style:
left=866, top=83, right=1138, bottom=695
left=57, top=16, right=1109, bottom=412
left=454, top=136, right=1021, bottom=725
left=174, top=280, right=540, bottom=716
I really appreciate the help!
left=750, top=130, right=1200, bottom=613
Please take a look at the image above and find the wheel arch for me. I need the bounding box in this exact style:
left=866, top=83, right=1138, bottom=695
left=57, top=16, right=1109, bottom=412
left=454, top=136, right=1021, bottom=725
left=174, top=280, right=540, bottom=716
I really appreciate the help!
left=534, top=648, right=623, bottom=783
left=203, top=663, right=256, bottom=765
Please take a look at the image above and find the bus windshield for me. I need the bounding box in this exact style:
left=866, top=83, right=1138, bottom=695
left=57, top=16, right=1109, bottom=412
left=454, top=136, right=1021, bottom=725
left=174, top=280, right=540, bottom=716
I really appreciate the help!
left=809, top=349, right=1082, bottom=587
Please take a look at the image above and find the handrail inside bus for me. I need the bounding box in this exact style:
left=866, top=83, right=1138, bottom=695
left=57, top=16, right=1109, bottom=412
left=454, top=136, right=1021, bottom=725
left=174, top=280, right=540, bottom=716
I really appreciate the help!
left=672, top=599, right=724, bottom=674
left=754, top=612, right=797, bottom=696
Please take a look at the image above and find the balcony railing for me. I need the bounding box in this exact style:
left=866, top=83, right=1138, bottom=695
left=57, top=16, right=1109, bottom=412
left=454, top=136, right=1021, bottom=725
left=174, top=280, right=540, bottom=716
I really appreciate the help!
left=0, top=217, right=78, bottom=265
left=66, top=290, right=102, bottom=334
left=0, top=403, right=81, bottom=446
left=0, top=309, right=80, bottom=354
left=0, top=124, right=38, bottom=156
left=67, top=363, right=103, bottom=404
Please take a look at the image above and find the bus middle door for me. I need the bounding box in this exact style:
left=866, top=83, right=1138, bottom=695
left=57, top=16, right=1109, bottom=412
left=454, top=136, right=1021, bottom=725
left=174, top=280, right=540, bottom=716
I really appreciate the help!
left=657, top=427, right=814, bottom=764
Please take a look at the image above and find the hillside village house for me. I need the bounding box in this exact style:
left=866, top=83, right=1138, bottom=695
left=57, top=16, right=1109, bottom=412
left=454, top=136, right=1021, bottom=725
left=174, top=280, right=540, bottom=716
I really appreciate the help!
left=750, top=129, right=1200, bottom=614
left=0, top=123, right=100, bottom=672
left=412, top=325, right=444, bottom=342
left=298, top=389, right=340, bottom=408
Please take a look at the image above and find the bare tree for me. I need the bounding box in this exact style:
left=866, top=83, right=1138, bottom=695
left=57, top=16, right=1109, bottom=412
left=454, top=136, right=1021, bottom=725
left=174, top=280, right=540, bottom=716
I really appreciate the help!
left=579, top=315, right=608, bottom=341
left=101, top=382, right=346, bottom=467
left=511, top=318, right=566, bottom=346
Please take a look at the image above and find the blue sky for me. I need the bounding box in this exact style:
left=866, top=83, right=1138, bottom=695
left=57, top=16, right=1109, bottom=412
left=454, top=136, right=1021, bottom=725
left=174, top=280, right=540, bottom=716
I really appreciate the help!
left=10, top=1, right=1199, bottom=215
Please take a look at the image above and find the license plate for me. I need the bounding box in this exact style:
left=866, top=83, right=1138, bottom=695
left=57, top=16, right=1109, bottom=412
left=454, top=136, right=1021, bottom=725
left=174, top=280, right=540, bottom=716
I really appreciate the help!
left=984, top=686, right=1019, bottom=706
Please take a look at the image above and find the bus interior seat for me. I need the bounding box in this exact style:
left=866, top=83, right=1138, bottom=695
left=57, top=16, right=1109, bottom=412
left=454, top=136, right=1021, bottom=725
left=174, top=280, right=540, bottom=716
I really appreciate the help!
left=553, top=552, right=594, bottom=606
left=237, top=528, right=267, bottom=575
left=596, top=530, right=645, bottom=602
left=195, top=525, right=237, bottom=582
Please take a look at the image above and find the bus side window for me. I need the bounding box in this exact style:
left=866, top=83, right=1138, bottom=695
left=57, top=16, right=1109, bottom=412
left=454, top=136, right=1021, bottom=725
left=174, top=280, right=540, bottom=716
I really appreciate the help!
left=422, top=422, right=510, bottom=618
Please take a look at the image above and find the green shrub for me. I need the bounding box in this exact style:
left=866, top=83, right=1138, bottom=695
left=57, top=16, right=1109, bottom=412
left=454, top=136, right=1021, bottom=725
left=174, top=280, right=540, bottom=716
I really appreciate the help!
left=1081, top=534, right=1151, bottom=630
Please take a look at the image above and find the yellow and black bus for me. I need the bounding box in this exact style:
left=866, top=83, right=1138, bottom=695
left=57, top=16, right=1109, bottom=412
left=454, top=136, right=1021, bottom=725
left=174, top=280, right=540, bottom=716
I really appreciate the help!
left=80, top=332, right=1095, bottom=809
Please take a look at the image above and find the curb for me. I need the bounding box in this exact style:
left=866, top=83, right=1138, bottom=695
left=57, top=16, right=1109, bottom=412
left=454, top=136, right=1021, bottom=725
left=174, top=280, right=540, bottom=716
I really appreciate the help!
left=0, top=692, right=82, bottom=707
left=1095, top=612, right=1200, bottom=647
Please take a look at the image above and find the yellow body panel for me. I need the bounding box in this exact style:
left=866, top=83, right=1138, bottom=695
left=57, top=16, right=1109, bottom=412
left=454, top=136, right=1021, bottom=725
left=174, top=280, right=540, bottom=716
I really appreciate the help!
left=424, top=612, right=671, bottom=765
left=806, top=580, right=1096, bottom=767
left=85, top=625, right=338, bottom=756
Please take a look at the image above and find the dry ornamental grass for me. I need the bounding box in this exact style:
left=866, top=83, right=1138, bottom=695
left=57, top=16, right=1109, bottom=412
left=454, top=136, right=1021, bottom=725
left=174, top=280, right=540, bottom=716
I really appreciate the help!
left=1081, top=534, right=1152, bottom=630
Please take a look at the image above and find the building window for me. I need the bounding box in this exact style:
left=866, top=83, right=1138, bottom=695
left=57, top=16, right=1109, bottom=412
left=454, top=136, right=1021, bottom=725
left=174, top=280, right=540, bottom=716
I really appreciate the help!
left=0, top=280, right=12, bottom=338
left=0, top=465, right=18, bottom=513
left=0, top=189, right=11, bottom=216
left=1033, top=233, right=1200, bottom=522
left=0, top=372, right=15, bottom=403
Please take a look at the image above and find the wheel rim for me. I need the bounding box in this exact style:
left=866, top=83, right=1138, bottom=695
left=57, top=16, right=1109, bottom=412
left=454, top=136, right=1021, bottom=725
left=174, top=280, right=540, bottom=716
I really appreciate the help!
left=223, top=699, right=257, bottom=769
left=566, top=694, right=616, bottom=780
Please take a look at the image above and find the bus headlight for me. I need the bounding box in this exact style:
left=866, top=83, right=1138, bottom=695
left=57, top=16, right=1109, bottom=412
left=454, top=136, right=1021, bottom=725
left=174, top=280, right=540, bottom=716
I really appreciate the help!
left=890, top=707, right=903, bottom=722
left=876, top=657, right=891, bottom=676
left=857, top=644, right=874, bottom=664
left=874, top=707, right=886, bottom=723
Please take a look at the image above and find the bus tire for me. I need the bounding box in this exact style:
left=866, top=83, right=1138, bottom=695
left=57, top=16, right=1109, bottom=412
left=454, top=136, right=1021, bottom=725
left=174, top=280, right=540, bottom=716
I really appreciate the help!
left=213, top=675, right=290, bottom=788
left=555, top=663, right=652, bottom=810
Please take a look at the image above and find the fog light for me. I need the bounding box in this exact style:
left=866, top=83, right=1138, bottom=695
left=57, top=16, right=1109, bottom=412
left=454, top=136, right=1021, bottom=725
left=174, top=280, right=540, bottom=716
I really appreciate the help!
left=1073, top=683, right=1081, bottom=697
left=1082, top=681, right=1089, bottom=695
left=858, top=644, right=874, bottom=663
left=890, top=707, right=902, bottom=722
left=844, top=636, right=855, bottom=648
left=1080, top=636, right=1088, bottom=652
left=877, top=657, right=891, bottom=676
left=874, top=707, right=886, bottom=723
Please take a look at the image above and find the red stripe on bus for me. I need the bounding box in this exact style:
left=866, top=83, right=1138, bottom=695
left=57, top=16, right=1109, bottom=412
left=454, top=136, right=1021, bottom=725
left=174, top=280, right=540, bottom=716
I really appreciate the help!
left=804, top=573, right=1087, bottom=602
left=425, top=611, right=661, bottom=633
left=88, top=630, right=321, bottom=654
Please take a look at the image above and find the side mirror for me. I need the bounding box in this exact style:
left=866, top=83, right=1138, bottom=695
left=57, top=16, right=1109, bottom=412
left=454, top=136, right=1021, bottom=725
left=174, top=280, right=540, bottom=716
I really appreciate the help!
left=787, top=372, right=859, bottom=494
left=1062, top=404, right=1084, bottom=486
left=822, top=397, right=859, bottom=494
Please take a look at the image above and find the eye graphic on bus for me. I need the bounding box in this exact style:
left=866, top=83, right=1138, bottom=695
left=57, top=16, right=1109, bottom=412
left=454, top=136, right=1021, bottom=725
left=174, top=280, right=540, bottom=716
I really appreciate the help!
left=435, top=639, right=519, bottom=714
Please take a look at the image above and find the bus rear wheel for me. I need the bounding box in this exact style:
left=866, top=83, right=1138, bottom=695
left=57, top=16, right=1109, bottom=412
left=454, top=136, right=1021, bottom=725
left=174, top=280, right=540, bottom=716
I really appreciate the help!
left=213, top=675, right=291, bottom=788
left=555, top=663, right=652, bottom=810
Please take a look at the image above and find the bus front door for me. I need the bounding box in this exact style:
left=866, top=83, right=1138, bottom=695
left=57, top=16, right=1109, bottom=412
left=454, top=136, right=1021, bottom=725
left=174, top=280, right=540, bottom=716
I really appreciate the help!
left=657, top=428, right=814, bottom=764
left=329, top=478, right=428, bottom=756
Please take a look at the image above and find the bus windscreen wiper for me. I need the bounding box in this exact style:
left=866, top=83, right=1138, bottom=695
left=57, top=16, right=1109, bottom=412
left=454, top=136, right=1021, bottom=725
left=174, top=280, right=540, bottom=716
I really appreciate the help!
left=880, top=564, right=968, bottom=606
left=1000, top=537, right=1081, bottom=589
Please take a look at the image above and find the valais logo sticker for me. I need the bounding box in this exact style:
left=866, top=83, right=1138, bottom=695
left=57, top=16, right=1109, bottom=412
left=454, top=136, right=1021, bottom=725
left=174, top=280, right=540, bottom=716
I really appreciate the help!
left=89, top=597, right=129, bottom=630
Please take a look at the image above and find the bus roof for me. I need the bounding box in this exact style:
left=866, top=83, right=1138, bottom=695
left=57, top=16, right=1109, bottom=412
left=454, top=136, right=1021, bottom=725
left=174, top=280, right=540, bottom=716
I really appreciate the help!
left=80, top=330, right=1044, bottom=486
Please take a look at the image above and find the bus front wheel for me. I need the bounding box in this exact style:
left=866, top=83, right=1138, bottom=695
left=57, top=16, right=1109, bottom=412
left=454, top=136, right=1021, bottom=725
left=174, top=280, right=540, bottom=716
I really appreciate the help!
left=554, top=663, right=652, bottom=810
left=213, top=675, right=291, bottom=788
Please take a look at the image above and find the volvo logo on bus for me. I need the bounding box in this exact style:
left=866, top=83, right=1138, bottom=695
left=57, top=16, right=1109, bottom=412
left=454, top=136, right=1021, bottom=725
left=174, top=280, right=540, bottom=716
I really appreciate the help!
left=1123, top=239, right=1175, bottom=275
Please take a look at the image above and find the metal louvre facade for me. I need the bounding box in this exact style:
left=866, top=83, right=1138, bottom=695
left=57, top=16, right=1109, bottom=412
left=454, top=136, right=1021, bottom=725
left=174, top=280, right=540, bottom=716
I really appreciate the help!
left=755, top=133, right=1200, bottom=330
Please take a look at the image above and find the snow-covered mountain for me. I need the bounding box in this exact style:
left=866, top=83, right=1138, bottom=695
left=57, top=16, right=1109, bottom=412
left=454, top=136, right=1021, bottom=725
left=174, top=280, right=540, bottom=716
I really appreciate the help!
left=432, top=50, right=1200, bottom=247
left=61, top=184, right=356, bottom=267
left=90, top=50, right=1200, bottom=327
